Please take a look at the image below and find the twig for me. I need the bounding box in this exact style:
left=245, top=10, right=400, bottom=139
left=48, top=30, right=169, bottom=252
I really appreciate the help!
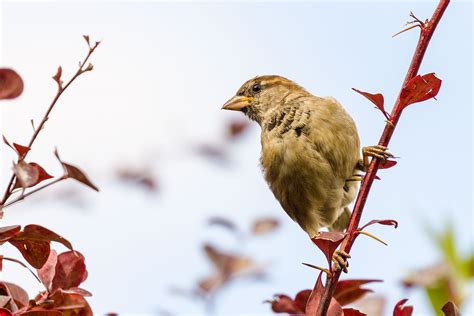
left=316, top=1, right=450, bottom=314
left=0, top=40, right=100, bottom=206
left=2, top=177, right=66, bottom=209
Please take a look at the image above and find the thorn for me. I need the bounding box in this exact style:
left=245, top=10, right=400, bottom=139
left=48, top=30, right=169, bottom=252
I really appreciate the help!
left=385, top=120, right=394, bottom=127
left=302, top=262, right=331, bottom=276
left=393, top=11, right=429, bottom=38
left=356, top=230, right=388, bottom=246
left=392, top=24, right=420, bottom=38
left=30, top=119, right=36, bottom=132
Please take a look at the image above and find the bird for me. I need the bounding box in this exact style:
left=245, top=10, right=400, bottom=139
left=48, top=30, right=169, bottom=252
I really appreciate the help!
left=221, top=75, right=392, bottom=272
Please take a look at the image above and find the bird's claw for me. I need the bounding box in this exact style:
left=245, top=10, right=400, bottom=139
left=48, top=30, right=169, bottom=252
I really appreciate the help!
left=363, top=145, right=394, bottom=161
left=332, top=250, right=351, bottom=273
left=358, top=145, right=395, bottom=171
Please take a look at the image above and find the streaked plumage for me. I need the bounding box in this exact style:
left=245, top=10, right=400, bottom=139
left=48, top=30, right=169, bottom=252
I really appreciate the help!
left=222, top=75, right=361, bottom=237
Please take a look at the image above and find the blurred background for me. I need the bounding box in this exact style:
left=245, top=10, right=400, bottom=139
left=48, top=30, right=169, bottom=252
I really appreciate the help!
left=0, top=0, right=472, bottom=315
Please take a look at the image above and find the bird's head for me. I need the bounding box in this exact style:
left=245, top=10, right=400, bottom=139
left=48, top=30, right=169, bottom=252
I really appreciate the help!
left=221, top=75, right=309, bottom=124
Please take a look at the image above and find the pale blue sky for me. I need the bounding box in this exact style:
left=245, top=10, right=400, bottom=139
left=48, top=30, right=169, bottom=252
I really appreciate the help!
left=0, top=1, right=472, bottom=315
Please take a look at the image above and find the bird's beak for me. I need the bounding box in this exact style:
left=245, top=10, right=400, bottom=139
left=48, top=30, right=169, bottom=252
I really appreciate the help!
left=221, top=96, right=254, bottom=111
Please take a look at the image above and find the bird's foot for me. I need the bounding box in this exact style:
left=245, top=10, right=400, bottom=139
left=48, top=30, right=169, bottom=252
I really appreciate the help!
left=358, top=145, right=394, bottom=171
left=332, top=249, right=351, bottom=273
left=363, top=145, right=394, bottom=160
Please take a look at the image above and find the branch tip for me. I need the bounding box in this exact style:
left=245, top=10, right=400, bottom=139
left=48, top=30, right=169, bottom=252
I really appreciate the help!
left=316, top=1, right=449, bottom=313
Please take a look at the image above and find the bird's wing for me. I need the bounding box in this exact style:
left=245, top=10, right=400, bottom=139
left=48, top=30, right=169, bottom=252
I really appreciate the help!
left=301, top=96, right=360, bottom=179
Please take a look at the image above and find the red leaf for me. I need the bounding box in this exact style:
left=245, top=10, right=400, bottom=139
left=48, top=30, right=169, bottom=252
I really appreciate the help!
left=208, top=217, right=237, bottom=232
left=12, top=160, right=39, bottom=188
left=116, top=167, right=158, bottom=192
left=9, top=240, right=50, bottom=269
left=63, top=163, right=99, bottom=192
left=305, top=273, right=323, bottom=315
left=38, top=250, right=58, bottom=291
left=269, top=294, right=302, bottom=314
left=267, top=290, right=311, bottom=314
left=55, top=149, right=99, bottom=192
left=399, top=73, right=442, bottom=109
left=13, top=143, right=30, bottom=158
left=198, top=274, right=226, bottom=294
left=12, top=161, right=52, bottom=189
left=29, top=291, right=92, bottom=316
left=311, top=231, right=346, bottom=268
left=29, top=163, right=53, bottom=183
left=441, top=301, right=461, bottom=316
left=294, top=290, right=312, bottom=312
left=51, top=251, right=87, bottom=292
left=251, top=217, right=280, bottom=235
left=343, top=308, right=367, bottom=316
left=0, top=68, right=24, bottom=99
left=42, top=291, right=92, bottom=316
left=227, top=120, right=250, bottom=139
left=0, top=226, right=21, bottom=244
left=3, top=282, right=29, bottom=308
left=10, top=225, right=73, bottom=250
left=0, top=308, right=12, bottom=316
left=306, top=272, right=343, bottom=316
left=21, top=311, right=62, bottom=316
left=352, top=88, right=388, bottom=118
left=9, top=225, right=73, bottom=269
left=393, top=299, right=413, bottom=316
left=379, top=160, right=397, bottom=169
left=334, top=279, right=382, bottom=306
left=203, top=244, right=261, bottom=277
left=360, top=219, right=398, bottom=230
left=0, top=137, right=30, bottom=158
left=0, top=284, right=14, bottom=310
left=61, top=287, right=92, bottom=297
left=195, top=144, right=228, bottom=163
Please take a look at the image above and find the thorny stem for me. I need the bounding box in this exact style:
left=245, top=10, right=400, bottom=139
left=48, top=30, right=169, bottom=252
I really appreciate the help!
left=0, top=41, right=99, bottom=207
left=316, top=1, right=450, bottom=315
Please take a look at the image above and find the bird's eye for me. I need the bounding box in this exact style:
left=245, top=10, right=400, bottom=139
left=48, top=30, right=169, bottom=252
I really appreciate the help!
left=251, top=83, right=261, bottom=93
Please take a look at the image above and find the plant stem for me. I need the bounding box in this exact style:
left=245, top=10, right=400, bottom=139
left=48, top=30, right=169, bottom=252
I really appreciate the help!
left=316, top=1, right=450, bottom=314
left=0, top=42, right=99, bottom=206
left=2, top=177, right=66, bottom=209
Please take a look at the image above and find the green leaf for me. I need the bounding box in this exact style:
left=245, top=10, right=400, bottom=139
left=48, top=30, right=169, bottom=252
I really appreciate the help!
left=461, top=253, right=474, bottom=278
left=425, top=280, right=451, bottom=316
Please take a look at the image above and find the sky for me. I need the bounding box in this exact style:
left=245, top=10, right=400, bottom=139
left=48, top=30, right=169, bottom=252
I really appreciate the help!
left=0, top=1, right=472, bottom=315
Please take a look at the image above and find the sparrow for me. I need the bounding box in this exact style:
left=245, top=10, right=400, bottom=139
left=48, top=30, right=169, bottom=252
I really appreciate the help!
left=222, top=75, right=392, bottom=272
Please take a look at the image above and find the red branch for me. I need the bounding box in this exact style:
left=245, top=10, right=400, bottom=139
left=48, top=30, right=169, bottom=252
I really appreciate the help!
left=315, top=1, right=450, bottom=314
left=0, top=40, right=99, bottom=206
